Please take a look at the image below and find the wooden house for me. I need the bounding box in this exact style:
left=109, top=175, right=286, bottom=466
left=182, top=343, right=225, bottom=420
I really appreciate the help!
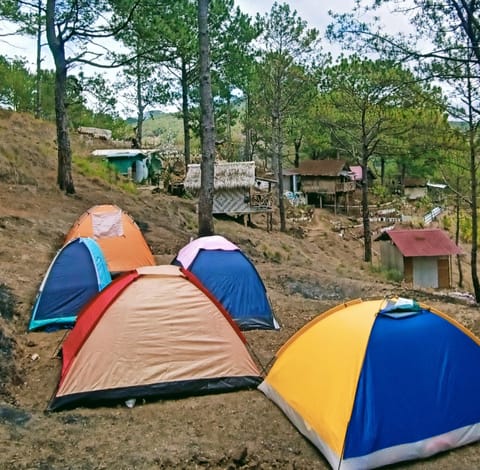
left=183, top=161, right=275, bottom=222
left=295, top=159, right=355, bottom=213
left=375, top=228, right=463, bottom=289
left=282, top=168, right=300, bottom=193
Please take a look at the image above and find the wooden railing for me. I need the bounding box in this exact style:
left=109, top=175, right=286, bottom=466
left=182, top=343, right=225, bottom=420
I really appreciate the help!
left=250, top=192, right=273, bottom=209
left=335, top=181, right=356, bottom=192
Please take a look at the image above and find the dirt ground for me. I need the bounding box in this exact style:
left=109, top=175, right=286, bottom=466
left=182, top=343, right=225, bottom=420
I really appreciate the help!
left=1, top=110, right=479, bottom=469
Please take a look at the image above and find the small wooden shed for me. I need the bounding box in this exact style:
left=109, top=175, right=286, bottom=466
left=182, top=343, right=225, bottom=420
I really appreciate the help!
left=375, top=228, right=463, bottom=289
left=183, top=161, right=274, bottom=217
left=404, top=177, right=427, bottom=200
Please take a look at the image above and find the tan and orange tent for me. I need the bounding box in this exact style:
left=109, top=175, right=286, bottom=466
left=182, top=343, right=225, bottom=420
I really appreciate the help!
left=49, top=265, right=262, bottom=411
left=65, top=204, right=155, bottom=273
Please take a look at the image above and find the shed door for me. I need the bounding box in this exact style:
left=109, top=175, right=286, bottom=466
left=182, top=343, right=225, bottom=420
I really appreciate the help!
left=413, top=257, right=438, bottom=288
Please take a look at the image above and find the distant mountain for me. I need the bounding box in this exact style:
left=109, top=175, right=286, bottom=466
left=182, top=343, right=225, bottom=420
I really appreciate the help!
left=449, top=119, right=468, bottom=130
left=126, top=110, right=177, bottom=124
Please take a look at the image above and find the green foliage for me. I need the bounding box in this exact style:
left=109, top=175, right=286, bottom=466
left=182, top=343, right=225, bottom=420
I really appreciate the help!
left=370, top=264, right=403, bottom=283
left=0, top=56, right=35, bottom=112
left=74, top=157, right=138, bottom=194
left=370, top=183, right=390, bottom=204
left=442, top=214, right=452, bottom=231
left=460, top=214, right=472, bottom=243
left=385, top=268, right=403, bottom=283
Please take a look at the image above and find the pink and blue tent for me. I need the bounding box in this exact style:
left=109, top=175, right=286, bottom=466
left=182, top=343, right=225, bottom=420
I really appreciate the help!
left=29, top=237, right=111, bottom=331
left=172, top=235, right=279, bottom=331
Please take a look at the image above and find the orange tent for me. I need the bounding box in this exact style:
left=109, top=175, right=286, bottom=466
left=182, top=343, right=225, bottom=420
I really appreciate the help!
left=48, top=265, right=261, bottom=410
left=65, top=204, right=155, bottom=273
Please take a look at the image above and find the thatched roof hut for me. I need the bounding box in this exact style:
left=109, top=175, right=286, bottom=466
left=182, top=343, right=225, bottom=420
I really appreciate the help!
left=183, top=161, right=273, bottom=216
left=183, top=161, right=255, bottom=190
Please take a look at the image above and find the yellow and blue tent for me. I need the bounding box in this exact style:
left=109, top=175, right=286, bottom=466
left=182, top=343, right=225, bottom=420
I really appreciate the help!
left=259, top=298, right=480, bottom=469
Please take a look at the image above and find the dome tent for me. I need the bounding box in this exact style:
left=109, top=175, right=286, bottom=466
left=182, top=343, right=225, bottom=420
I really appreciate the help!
left=172, top=235, right=279, bottom=331
left=29, top=237, right=111, bottom=331
left=259, top=297, right=480, bottom=470
left=49, top=265, right=261, bottom=411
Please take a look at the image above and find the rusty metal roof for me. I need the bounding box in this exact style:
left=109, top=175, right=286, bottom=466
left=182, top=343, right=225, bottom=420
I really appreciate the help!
left=376, top=228, right=463, bottom=257
left=296, top=159, right=349, bottom=176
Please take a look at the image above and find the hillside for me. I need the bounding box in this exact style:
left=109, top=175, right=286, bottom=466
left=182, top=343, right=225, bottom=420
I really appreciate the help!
left=0, top=110, right=479, bottom=469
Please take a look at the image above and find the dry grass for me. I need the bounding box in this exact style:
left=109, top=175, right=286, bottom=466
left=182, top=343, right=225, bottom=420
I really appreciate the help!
left=0, top=110, right=479, bottom=469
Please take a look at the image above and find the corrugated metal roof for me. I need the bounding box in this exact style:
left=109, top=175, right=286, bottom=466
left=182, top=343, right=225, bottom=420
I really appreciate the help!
left=377, top=229, right=463, bottom=257
left=283, top=168, right=299, bottom=176
left=349, top=165, right=362, bottom=181
left=91, top=149, right=147, bottom=158
left=296, top=159, right=348, bottom=176
left=404, top=177, right=426, bottom=187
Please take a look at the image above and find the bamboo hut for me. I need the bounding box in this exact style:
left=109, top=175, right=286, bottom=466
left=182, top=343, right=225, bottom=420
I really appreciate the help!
left=184, top=161, right=274, bottom=222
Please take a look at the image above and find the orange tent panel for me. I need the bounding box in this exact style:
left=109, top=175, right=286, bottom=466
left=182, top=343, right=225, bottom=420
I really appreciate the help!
left=65, top=204, right=155, bottom=273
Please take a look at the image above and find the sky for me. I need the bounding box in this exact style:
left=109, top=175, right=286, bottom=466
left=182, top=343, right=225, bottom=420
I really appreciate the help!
left=1, top=1, right=411, bottom=114
left=2, top=0, right=408, bottom=72
left=235, top=0, right=356, bottom=29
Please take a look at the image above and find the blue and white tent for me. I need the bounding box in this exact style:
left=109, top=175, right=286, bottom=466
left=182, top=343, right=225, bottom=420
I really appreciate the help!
left=29, top=237, right=111, bottom=331
left=172, top=235, right=279, bottom=331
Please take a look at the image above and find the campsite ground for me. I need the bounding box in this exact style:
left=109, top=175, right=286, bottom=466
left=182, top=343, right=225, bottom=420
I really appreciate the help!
left=1, top=110, right=480, bottom=469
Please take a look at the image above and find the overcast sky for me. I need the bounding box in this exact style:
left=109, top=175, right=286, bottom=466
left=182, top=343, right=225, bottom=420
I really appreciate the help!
left=234, top=0, right=356, bottom=29
left=2, top=0, right=411, bottom=71
left=1, top=1, right=414, bottom=114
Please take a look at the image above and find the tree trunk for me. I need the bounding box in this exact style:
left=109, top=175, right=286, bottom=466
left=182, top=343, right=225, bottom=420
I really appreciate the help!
left=135, top=51, right=144, bottom=148
left=46, top=0, right=75, bottom=194
left=35, top=0, right=42, bottom=119
left=469, top=125, right=480, bottom=301
left=226, top=93, right=232, bottom=159
left=181, top=59, right=191, bottom=168
left=272, top=90, right=286, bottom=232
left=362, top=152, right=371, bottom=262
left=455, top=187, right=463, bottom=288
left=380, top=156, right=385, bottom=186
left=293, top=136, right=302, bottom=168
left=277, top=151, right=286, bottom=231
left=243, top=93, right=251, bottom=161
left=197, top=0, right=215, bottom=237
left=400, top=163, right=406, bottom=196
left=466, top=65, right=480, bottom=302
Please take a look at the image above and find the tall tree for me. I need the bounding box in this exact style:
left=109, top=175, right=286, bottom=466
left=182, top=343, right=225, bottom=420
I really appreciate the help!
left=110, top=0, right=174, bottom=148
left=34, top=0, right=43, bottom=118
left=253, top=2, right=321, bottom=232
left=3, top=0, right=136, bottom=193
left=197, top=0, right=215, bottom=236
left=45, top=0, right=76, bottom=193
left=316, top=56, right=446, bottom=262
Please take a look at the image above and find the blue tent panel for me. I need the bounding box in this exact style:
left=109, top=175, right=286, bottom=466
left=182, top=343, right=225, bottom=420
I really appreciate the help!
left=189, top=249, right=278, bottom=330
left=344, top=309, right=480, bottom=460
left=29, top=237, right=111, bottom=331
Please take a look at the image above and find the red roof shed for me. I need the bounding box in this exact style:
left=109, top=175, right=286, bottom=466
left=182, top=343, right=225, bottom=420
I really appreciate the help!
left=375, top=228, right=463, bottom=288
left=378, top=229, right=463, bottom=257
